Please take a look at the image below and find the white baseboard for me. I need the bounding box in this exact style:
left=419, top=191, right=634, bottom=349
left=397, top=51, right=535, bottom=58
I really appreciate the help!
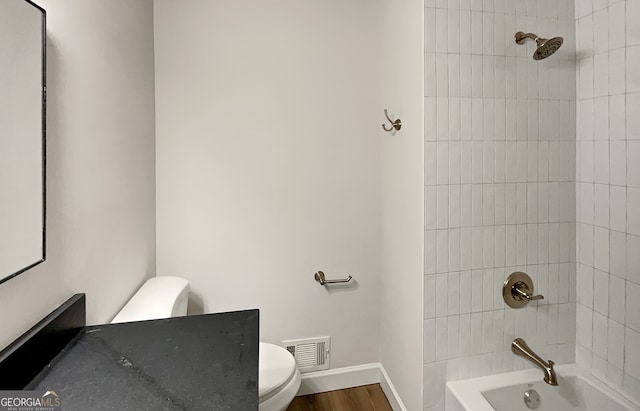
left=378, top=365, right=408, bottom=411
left=297, top=363, right=381, bottom=396
left=296, top=363, right=407, bottom=411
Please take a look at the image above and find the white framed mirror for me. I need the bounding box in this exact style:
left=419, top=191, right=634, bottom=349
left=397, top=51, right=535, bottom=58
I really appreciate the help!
left=0, top=0, right=46, bottom=284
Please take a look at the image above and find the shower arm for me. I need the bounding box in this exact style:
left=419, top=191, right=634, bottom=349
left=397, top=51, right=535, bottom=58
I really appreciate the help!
left=515, top=32, right=539, bottom=44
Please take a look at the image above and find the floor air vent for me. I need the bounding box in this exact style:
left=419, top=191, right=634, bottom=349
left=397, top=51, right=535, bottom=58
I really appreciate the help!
left=282, top=336, right=330, bottom=373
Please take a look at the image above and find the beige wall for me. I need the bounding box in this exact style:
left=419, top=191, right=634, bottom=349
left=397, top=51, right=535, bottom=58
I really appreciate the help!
left=0, top=0, right=156, bottom=350
left=154, top=0, right=382, bottom=369
left=377, top=0, right=425, bottom=409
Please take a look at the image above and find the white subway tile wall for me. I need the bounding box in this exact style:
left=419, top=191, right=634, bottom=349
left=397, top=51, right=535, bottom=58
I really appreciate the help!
left=575, top=0, right=640, bottom=406
left=423, top=0, right=577, bottom=409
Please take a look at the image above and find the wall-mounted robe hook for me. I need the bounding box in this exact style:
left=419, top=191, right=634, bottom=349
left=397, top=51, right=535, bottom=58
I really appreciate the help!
left=382, top=109, right=402, bottom=132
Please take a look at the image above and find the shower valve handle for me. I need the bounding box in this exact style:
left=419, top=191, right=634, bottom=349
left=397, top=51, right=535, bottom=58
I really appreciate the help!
left=513, top=283, right=544, bottom=301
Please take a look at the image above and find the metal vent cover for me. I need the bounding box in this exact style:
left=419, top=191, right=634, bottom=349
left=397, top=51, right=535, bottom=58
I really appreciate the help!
left=282, top=336, right=330, bottom=373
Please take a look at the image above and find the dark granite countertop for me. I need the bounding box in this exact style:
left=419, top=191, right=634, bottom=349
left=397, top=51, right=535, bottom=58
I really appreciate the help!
left=26, top=310, right=259, bottom=411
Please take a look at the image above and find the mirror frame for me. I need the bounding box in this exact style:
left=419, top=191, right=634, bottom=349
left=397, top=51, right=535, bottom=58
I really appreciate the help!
left=0, top=0, right=47, bottom=285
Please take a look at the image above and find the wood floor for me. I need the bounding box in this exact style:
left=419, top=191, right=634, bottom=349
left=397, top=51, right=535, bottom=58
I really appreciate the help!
left=287, top=384, right=393, bottom=411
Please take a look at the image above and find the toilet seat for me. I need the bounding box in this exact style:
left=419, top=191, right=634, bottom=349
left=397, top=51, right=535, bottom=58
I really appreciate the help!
left=258, top=343, right=301, bottom=411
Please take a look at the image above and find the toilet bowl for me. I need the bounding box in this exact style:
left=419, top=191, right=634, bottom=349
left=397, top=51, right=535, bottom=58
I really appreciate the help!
left=112, top=276, right=301, bottom=411
left=259, top=342, right=301, bottom=411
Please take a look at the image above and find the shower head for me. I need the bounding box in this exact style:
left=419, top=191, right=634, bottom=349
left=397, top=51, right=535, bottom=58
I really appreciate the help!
left=515, top=32, right=564, bottom=60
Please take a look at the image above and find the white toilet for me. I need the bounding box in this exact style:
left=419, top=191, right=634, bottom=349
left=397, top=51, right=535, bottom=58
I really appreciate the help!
left=111, top=276, right=301, bottom=411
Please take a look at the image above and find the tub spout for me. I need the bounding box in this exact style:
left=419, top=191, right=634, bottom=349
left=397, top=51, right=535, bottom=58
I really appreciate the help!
left=511, top=338, right=558, bottom=386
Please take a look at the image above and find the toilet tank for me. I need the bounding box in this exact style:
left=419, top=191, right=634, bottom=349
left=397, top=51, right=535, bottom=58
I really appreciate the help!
left=111, top=276, right=190, bottom=324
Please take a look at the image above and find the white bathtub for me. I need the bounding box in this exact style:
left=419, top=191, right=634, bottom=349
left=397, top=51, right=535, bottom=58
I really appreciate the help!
left=446, top=364, right=639, bottom=411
